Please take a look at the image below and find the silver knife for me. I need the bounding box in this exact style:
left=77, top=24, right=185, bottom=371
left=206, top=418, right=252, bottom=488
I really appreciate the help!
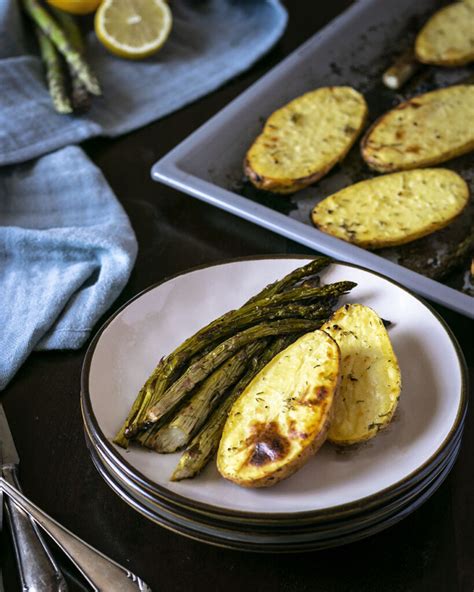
left=0, top=403, right=67, bottom=591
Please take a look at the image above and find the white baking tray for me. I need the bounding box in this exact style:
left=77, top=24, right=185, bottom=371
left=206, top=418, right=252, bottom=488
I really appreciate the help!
left=152, top=0, right=473, bottom=317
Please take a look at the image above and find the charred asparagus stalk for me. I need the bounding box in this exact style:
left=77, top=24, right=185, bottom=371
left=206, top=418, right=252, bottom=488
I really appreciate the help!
left=49, top=7, right=91, bottom=112
left=244, top=257, right=331, bottom=304
left=182, top=300, right=328, bottom=371
left=144, top=318, right=325, bottom=427
left=115, top=300, right=332, bottom=447
left=21, top=0, right=101, bottom=95
left=124, top=269, right=317, bottom=445
left=436, top=231, right=474, bottom=279
left=118, top=280, right=354, bottom=442
left=382, top=47, right=420, bottom=90
left=145, top=280, right=353, bottom=390
left=114, top=361, right=164, bottom=447
left=35, top=26, right=72, bottom=114
left=147, top=341, right=268, bottom=452
left=171, top=335, right=296, bottom=481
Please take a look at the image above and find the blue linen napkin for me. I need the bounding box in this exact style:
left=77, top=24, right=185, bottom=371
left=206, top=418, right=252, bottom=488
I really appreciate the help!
left=0, top=147, right=138, bottom=389
left=0, top=0, right=287, bottom=389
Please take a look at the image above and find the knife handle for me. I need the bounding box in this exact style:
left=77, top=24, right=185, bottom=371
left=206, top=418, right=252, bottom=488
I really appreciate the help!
left=0, top=477, right=151, bottom=592
left=3, top=467, right=68, bottom=592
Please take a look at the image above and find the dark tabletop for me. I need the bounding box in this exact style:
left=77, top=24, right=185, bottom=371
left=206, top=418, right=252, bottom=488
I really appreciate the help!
left=1, top=1, right=473, bottom=591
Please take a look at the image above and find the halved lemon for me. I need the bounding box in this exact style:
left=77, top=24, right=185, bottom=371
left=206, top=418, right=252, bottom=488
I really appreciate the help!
left=47, top=0, right=102, bottom=15
left=95, top=0, right=172, bottom=60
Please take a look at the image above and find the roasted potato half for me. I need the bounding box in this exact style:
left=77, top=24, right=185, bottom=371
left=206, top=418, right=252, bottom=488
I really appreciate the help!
left=244, top=87, right=368, bottom=194
left=415, top=1, right=474, bottom=66
left=321, top=304, right=401, bottom=446
left=311, top=169, right=469, bottom=249
left=217, top=330, right=340, bottom=488
left=361, top=85, right=474, bottom=172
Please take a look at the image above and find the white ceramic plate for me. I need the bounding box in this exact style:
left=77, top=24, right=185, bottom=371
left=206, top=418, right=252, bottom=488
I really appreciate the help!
left=82, top=258, right=467, bottom=516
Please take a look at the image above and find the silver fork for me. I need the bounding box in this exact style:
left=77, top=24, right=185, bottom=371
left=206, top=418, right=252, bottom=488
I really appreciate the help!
left=0, top=477, right=151, bottom=592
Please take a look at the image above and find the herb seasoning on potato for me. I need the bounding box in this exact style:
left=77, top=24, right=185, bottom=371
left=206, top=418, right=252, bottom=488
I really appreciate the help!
left=321, top=304, right=401, bottom=446
left=415, top=1, right=474, bottom=66
left=311, top=169, right=469, bottom=249
left=361, top=85, right=474, bottom=172
left=217, top=330, right=340, bottom=488
left=245, top=86, right=368, bottom=194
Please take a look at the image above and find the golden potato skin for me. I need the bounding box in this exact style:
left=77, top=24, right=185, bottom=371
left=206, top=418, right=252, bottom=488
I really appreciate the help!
left=244, top=87, right=368, bottom=194
left=361, top=85, right=474, bottom=173
left=217, top=331, right=340, bottom=488
left=415, top=2, right=474, bottom=66
left=321, top=304, right=401, bottom=446
left=311, top=169, right=469, bottom=249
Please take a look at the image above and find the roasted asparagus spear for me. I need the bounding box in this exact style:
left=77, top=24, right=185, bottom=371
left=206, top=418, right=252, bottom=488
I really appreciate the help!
left=144, top=317, right=326, bottom=427
left=244, top=257, right=331, bottom=304
left=114, top=300, right=333, bottom=447
left=382, top=47, right=420, bottom=90
left=171, top=335, right=296, bottom=481
left=116, top=278, right=354, bottom=444
left=147, top=341, right=269, bottom=452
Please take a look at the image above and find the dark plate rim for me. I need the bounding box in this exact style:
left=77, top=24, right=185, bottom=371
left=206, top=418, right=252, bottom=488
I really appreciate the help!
left=87, top=429, right=458, bottom=552
left=85, top=419, right=461, bottom=536
left=81, top=255, right=469, bottom=523
left=81, top=394, right=464, bottom=526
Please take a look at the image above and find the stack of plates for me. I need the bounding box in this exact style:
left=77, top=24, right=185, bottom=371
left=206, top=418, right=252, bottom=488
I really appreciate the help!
left=81, top=258, right=467, bottom=552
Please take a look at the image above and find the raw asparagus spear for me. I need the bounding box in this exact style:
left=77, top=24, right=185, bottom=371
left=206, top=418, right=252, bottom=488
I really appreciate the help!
left=21, top=0, right=101, bottom=95
left=119, top=280, right=354, bottom=442
left=35, top=27, right=72, bottom=114
left=171, top=335, right=296, bottom=481
left=148, top=341, right=268, bottom=452
left=49, top=7, right=85, bottom=51
left=145, top=318, right=325, bottom=426
left=49, top=7, right=91, bottom=112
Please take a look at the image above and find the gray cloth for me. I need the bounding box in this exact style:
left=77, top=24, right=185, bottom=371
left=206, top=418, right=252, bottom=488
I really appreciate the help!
left=0, top=0, right=288, bottom=166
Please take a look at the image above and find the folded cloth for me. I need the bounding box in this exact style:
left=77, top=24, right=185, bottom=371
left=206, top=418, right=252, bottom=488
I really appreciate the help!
left=0, top=0, right=288, bottom=166
left=0, top=147, right=138, bottom=389
left=0, top=0, right=287, bottom=389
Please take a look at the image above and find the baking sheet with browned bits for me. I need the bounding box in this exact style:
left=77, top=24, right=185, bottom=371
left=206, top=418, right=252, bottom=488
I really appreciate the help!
left=234, top=5, right=473, bottom=297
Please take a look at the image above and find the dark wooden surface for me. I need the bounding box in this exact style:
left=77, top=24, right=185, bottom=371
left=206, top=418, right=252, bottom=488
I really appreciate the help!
left=1, top=1, right=473, bottom=590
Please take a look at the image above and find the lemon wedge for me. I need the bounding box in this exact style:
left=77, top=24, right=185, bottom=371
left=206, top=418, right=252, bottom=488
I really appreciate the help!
left=46, top=0, right=102, bottom=15
left=95, top=0, right=172, bottom=60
